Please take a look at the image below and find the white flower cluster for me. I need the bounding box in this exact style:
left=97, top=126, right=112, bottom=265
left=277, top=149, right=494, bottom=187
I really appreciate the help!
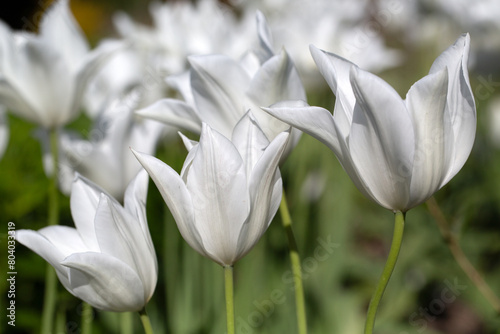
left=1, top=0, right=477, bottom=320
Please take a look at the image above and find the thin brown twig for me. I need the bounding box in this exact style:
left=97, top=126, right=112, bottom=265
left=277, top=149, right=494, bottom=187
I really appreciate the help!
left=426, top=196, right=500, bottom=315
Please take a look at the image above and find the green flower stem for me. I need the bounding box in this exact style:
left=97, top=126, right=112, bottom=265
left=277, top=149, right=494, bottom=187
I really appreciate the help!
left=426, top=197, right=500, bottom=315
left=224, top=265, right=235, bottom=334
left=41, top=128, right=60, bottom=334
left=280, top=189, right=308, bottom=334
left=81, top=302, right=93, bottom=334
left=139, top=308, right=154, bottom=334
left=55, top=303, right=66, bottom=334
left=121, top=312, right=133, bottom=334
left=364, top=211, right=405, bottom=334
left=48, top=128, right=60, bottom=226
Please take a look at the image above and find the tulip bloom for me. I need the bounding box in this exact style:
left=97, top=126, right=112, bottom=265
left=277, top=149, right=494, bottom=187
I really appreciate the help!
left=59, top=95, right=164, bottom=200
left=133, top=114, right=288, bottom=266
left=114, top=0, right=255, bottom=75
left=0, top=0, right=117, bottom=129
left=136, top=12, right=305, bottom=162
left=17, top=170, right=158, bottom=312
left=264, top=34, right=476, bottom=212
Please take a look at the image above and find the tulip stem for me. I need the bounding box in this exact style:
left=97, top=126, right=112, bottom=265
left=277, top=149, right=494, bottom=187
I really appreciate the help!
left=426, top=197, right=500, bottom=315
left=224, top=265, right=235, bottom=334
left=139, top=308, right=154, bottom=334
left=47, top=128, right=60, bottom=225
left=364, top=211, right=405, bottom=334
left=41, top=128, right=60, bottom=334
left=81, top=302, right=93, bottom=334
left=121, top=312, right=133, bottom=334
left=280, top=189, right=308, bottom=334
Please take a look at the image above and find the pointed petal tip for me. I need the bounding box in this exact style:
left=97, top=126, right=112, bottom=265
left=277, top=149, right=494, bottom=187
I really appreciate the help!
left=98, top=192, right=109, bottom=203
left=309, top=44, right=320, bottom=53
left=73, top=172, right=83, bottom=183
left=201, top=122, right=209, bottom=133
left=200, top=122, right=216, bottom=139
left=460, top=32, right=470, bottom=43
left=264, top=99, right=310, bottom=110
left=130, top=148, right=151, bottom=167
left=178, top=131, right=199, bottom=151
left=177, top=131, right=187, bottom=139
left=309, top=44, right=324, bottom=61
left=452, top=33, right=470, bottom=50
left=130, top=147, right=139, bottom=156
left=134, top=107, right=148, bottom=117
left=187, top=54, right=205, bottom=68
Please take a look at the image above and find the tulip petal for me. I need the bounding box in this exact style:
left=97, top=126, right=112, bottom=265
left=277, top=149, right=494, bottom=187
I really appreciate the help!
left=179, top=132, right=199, bottom=152
left=262, top=101, right=342, bottom=156
left=187, top=124, right=249, bottom=265
left=136, top=99, right=202, bottom=134
left=75, top=108, right=132, bottom=200
left=38, top=0, right=89, bottom=63
left=349, top=67, right=414, bottom=211
left=94, top=195, right=137, bottom=270
left=0, top=77, right=39, bottom=125
left=430, top=34, right=476, bottom=183
left=72, top=41, right=123, bottom=123
left=94, top=195, right=157, bottom=301
left=232, top=112, right=270, bottom=176
left=132, top=149, right=207, bottom=258
left=189, top=54, right=251, bottom=137
left=165, top=71, right=195, bottom=107
left=248, top=50, right=306, bottom=141
left=70, top=175, right=114, bottom=251
left=123, top=119, right=163, bottom=191
left=248, top=50, right=306, bottom=108
left=253, top=10, right=274, bottom=64
left=38, top=225, right=89, bottom=256
left=16, top=228, right=76, bottom=292
left=310, top=45, right=356, bottom=138
left=15, top=38, right=73, bottom=127
left=123, top=170, right=158, bottom=299
left=333, top=126, right=380, bottom=204
left=62, top=252, right=146, bottom=312
left=0, top=24, right=41, bottom=123
left=406, top=69, right=451, bottom=207
left=178, top=133, right=200, bottom=184
left=236, top=132, right=288, bottom=260
left=124, top=169, right=149, bottom=224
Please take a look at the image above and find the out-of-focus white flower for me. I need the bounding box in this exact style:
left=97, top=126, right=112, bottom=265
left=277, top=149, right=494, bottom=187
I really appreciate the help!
left=83, top=45, right=144, bottom=119
left=376, top=0, right=500, bottom=63
left=431, top=0, right=500, bottom=32
left=133, top=115, right=289, bottom=266
left=59, top=91, right=165, bottom=200
left=236, top=0, right=402, bottom=86
left=0, top=0, right=118, bottom=129
left=137, top=12, right=305, bottom=162
left=17, top=170, right=158, bottom=312
left=265, top=34, right=476, bottom=212
left=113, top=0, right=255, bottom=75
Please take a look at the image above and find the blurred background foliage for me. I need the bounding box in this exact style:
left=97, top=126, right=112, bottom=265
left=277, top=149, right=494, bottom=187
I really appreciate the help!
left=1, top=0, right=500, bottom=334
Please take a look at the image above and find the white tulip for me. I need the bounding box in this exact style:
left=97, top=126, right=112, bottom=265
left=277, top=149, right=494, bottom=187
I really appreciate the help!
left=264, top=34, right=476, bottom=212
left=136, top=12, right=305, bottom=163
left=133, top=114, right=289, bottom=266
left=59, top=94, right=164, bottom=200
left=0, top=0, right=118, bottom=129
left=17, top=170, right=157, bottom=312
